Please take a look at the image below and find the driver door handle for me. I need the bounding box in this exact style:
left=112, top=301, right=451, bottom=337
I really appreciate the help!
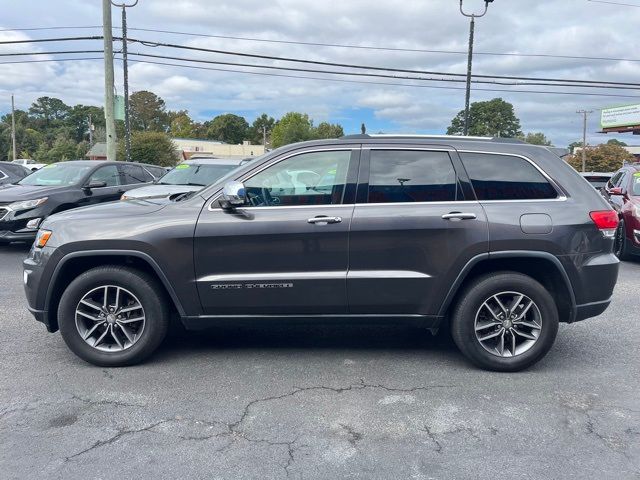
left=308, top=216, right=342, bottom=224
left=441, top=212, right=477, bottom=221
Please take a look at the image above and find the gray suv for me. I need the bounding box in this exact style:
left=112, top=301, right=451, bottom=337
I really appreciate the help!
left=23, top=135, right=620, bottom=371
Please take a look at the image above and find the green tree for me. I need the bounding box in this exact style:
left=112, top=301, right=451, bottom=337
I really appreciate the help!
left=205, top=114, right=249, bottom=144
left=28, top=97, right=71, bottom=126
left=606, top=139, right=627, bottom=147
left=248, top=113, right=276, bottom=144
left=568, top=141, right=583, bottom=153
left=520, top=132, right=552, bottom=146
left=168, top=111, right=199, bottom=138
left=271, top=112, right=314, bottom=148
left=47, top=136, right=78, bottom=161
left=66, top=105, right=104, bottom=142
left=117, top=131, right=177, bottom=167
left=566, top=143, right=635, bottom=172
left=313, top=122, right=344, bottom=140
left=447, top=98, right=522, bottom=138
left=130, top=91, right=168, bottom=132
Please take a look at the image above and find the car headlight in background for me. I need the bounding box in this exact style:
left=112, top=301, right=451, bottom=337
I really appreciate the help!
left=8, top=197, right=48, bottom=212
left=121, top=194, right=130, bottom=200
left=34, top=229, right=52, bottom=249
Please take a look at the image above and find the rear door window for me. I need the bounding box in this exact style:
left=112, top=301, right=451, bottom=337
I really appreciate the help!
left=121, top=165, right=154, bottom=184
left=89, top=165, right=121, bottom=187
left=367, top=150, right=459, bottom=203
left=460, top=152, right=558, bottom=200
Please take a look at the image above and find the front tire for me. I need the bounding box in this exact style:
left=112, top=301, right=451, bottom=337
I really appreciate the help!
left=614, top=219, right=631, bottom=261
left=58, top=266, right=169, bottom=367
left=451, top=272, right=559, bottom=372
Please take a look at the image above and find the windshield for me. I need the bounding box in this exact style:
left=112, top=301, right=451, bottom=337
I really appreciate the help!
left=632, top=173, right=640, bottom=196
left=158, top=163, right=238, bottom=187
left=18, top=163, right=91, bottom=187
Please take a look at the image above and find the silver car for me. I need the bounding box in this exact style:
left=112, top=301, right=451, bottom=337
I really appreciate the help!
left=121, top=157, right=243, bottom=201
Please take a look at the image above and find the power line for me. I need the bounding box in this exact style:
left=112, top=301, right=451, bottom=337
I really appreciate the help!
left=0, top=35, right=103, bottom=45
left=126, top=37, right=640, bottom=87
left=4, top=24, right=640, bottom=64
left=127, top=51, right=640, bottom=91
left=587, top=0, right=640, bottom=6
left=0, top=50, right=103, bottom=57
left=0, top=57, right=103, bottom=65
left=125, top=58, right=640, bottom=99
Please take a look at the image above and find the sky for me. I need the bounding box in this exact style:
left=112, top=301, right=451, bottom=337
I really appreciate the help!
left=1, top=0, right=640, bottom=147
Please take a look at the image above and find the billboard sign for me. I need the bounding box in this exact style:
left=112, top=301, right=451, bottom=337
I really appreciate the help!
left=601, top=104, right=640, bottom=129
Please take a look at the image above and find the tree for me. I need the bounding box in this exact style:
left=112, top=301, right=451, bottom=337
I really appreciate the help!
left=568, top=141, right=583, bottom=153
left=46, top=136, right=78, bottom=162
left=117, top=131, right=177, bottom=167
left=313, top=122, right=344, bottom=140
left=129, top=91, right=168, bottom=132
left=447, top=98, right=522, bottom=138
left=271, top=112, right=314, bottom=148
left=205, top=114, right=249, bottom=144
left=66, top=105, right=104, bottom=143
left=28, top=97, right=71, bottom=126
left=168, top=111, right=199, bottom=138
left=248, top=113, right=276, bottom=144
left=606, top=139, right=627, bottom=147
left=566, top=143, right=635, bottom=172
left=521, top=132, right=552, bottom=146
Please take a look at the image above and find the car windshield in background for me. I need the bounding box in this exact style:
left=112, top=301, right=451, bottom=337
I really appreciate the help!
left=18, top=164, right=92, bottom=187
left=632, top=173, right=640, bottom=195
left=158, top=163, right=238, bottom=187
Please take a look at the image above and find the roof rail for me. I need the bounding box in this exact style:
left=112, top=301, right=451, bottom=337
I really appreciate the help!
left=340, top=134, right=525, bottom=144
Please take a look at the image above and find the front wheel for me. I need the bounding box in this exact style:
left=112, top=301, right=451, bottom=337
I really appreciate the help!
left=614, top=219, right=631, bottom=261
left=58, top=266, right=169, bottom=367
left=451, top=272, right=559, bottom=372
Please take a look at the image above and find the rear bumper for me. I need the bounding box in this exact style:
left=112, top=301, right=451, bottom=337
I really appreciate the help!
left=574, top=298, right=611, bottom=323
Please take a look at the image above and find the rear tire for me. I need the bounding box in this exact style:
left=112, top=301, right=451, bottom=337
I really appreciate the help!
left=451, top=272, right=559, bottom=372
left=614, top=219, right=632, bottom=261
left=58, top=266, right=169, bottom=367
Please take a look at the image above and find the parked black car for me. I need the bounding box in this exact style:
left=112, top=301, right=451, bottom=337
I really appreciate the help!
left=0, top=161, right=31, bottom=186
left=24, top=136, right=619, bottom=371
left=0, top=160, right=162, bottom=243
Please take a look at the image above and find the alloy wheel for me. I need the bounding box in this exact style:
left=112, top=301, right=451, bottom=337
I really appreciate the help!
left=75, top=285, right=146, bottom=352
left=474, top=291, right=542, bottom=358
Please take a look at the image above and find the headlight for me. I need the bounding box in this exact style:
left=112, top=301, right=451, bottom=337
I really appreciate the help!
left=8, top=197, right=48, bottom=212
left=34, top=229, right=52, bottom=249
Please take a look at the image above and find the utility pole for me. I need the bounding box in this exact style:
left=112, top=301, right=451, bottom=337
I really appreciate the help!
left=577, top=110, right=593, bottom=172
left=102, top=0, right=117, bottom=161
left=111, top=0, right=138, bottom=162
left=263, top=125, right=267, bottom=148
left=459, top=0, right=495, bottom=136
left=11, top=95, right=17, bottom=162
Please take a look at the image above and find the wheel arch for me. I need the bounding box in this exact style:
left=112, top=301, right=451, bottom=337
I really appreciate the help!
left=438, top=251, right=576, bottom=323
left=45, top=250, right=185, bottom=332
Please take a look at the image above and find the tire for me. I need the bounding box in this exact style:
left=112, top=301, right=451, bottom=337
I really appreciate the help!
left=451, top=272, right=559, bottom=372
left=614, top=219, right=632, bottom=261
left=58, top=266, right=169, bottom=367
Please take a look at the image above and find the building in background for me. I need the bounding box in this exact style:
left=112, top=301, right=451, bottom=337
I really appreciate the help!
left=171, top=138, right=265, bottom=160
left=86, top=142, right=107, bottom=160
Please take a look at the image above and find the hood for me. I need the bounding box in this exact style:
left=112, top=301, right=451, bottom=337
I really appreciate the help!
left=123, top=184, right=202, bottom=199
left=43, top=199, right=169, bottom=231
left=0, top=183, right=72, bottom=202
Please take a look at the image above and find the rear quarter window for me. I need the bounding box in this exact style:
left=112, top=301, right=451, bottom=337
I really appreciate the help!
left=460, top=152, right=558, bottom=201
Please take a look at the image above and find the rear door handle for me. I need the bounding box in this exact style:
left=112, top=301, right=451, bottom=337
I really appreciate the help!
left=308, top=216, right=342, bottom=224
left=442, top=212, right=477, bottom=221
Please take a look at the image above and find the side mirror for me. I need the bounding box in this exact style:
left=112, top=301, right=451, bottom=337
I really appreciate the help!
left=609, top=187, right=623, bottom=196
left=84, top=180, right=107, bottom=190
left=221, top=181, right=247, bottom=209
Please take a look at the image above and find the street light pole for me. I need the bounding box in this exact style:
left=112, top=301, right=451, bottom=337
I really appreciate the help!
left=459, top=0, right=494, bottom=136
left=111, top=0, right=138, bottom=162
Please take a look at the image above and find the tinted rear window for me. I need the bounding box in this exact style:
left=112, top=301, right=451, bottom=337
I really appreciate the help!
left=368, top=150, right=458, bottom=203
left=460, top=153, right=557, bottom=200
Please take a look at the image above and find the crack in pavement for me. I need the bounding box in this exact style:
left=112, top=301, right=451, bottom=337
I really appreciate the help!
left=69, top=393, right=146, bottom=409
left=420, top=425, right=443, bottom=454
left=64, top=420, right=169, bottom=461
left=339, top=423, right=363, bottom=447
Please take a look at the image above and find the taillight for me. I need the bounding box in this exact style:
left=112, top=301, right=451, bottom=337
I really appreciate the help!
left=590, top=210, right=619, bottom=237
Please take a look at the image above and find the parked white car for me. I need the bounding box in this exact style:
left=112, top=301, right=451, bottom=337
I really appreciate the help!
left=12, top=159, right=46, bottom=172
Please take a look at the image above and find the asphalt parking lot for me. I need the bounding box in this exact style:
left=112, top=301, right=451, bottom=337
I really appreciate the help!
left=1, top=243, right=639, bottom=480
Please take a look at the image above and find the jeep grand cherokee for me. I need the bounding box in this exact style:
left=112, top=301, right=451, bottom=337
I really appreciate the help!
left=23, top=135, right=620, bottom=371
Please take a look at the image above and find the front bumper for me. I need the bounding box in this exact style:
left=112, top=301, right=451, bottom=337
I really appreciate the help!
left=0, top=208, right=44, bottom=242
left=23, top=245, right=60, bottom=332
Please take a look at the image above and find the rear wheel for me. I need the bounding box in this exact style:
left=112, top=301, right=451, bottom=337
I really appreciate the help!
left=614, top=219, right=631, bottom=261
left=451, top=272, right=559, bottom=372
left=58, top=266, right=169, bottom=367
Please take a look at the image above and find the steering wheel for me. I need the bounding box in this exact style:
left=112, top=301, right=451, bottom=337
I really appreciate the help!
left=247, top=187, right=275, bottom=207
